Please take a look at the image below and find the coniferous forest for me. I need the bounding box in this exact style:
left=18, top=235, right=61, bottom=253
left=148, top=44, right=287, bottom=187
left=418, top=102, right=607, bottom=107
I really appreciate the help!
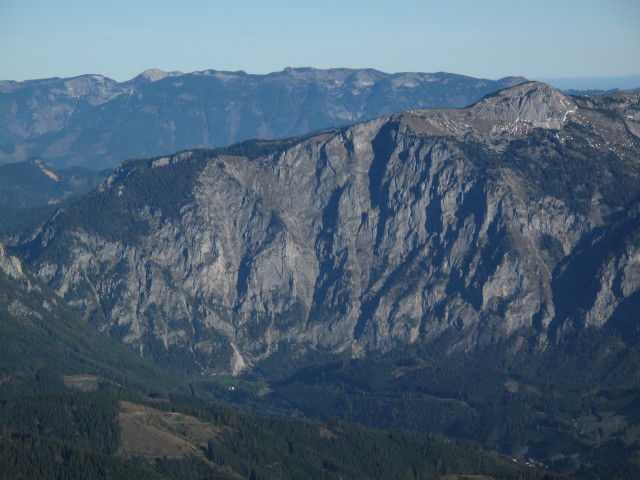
left=0, top=385, right=570, bottom=480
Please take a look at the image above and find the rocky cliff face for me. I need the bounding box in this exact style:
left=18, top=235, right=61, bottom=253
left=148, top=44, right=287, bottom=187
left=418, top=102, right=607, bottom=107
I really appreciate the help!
left=0, top=68, right=525, bottom=169
left=20, top=82, right=640, bottom=374
left=0, top=241, right=183, bottom=394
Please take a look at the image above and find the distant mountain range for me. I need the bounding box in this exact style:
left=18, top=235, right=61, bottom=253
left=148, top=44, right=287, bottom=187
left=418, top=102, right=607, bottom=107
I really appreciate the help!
left=0, top=68, right=526, bottom=170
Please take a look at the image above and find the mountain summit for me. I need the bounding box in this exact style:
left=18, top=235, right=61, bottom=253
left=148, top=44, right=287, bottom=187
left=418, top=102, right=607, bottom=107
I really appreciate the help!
left=397, top=81, right=578, bottom=140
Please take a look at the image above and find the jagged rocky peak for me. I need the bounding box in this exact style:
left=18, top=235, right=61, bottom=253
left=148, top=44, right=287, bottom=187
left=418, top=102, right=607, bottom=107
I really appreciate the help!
left=472, top=81, right=577, bottom=126
left=401, top=81, right=579, bottom=139
left=135, top=68, right=184, bottom=82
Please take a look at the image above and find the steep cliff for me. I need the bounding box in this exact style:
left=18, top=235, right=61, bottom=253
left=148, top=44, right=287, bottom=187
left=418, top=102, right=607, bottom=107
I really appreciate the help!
left=21, top=82, right=640, bottom=374
left=0, top=242, right=182, bottom=394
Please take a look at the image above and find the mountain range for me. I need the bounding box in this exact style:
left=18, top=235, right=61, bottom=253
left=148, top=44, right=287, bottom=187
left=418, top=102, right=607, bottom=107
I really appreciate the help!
left=15, top=81, right=640, bottom=376
left=2, top=73, right=640, bottom=478
left=0, top=68, right=525, bottom=170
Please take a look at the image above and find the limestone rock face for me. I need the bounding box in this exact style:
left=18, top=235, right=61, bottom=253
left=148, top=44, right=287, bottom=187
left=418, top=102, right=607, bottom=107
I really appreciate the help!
left=0, top=243, right=27, bottom=282
left=21, top=83, right=640, bottom=373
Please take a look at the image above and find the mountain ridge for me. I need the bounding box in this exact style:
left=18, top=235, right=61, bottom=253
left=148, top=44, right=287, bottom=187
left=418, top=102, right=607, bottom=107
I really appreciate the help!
left=14, top=81, right=640, bottom=376
left=0, top=68, right=526, bottom=169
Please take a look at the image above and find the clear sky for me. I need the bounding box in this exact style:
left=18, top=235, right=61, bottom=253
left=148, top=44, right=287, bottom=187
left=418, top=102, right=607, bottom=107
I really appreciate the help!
left=1, top=0, right=638, bottom=83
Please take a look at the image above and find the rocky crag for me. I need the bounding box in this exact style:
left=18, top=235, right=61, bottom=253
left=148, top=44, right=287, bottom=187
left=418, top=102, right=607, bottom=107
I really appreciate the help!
left=0, top=241, right=180, bottom=393
left=19, top=82, right=640, bottom=374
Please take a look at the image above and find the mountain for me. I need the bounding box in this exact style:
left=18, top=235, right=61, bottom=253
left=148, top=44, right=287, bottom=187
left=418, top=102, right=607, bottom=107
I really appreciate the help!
left=0, top=158, right=109, bottom=207
left=15, top=82, right=640, bottom=378
left=0, top=68, right=526, bottom=169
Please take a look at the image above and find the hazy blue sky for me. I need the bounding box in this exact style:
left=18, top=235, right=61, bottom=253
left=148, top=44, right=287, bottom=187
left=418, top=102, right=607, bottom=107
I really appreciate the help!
left=1, top=0, right=638, bottom=83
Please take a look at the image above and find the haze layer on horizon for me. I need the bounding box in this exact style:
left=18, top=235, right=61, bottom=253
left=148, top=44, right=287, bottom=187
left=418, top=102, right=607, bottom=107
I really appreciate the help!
left=1, top=0, right=638, bottom=84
